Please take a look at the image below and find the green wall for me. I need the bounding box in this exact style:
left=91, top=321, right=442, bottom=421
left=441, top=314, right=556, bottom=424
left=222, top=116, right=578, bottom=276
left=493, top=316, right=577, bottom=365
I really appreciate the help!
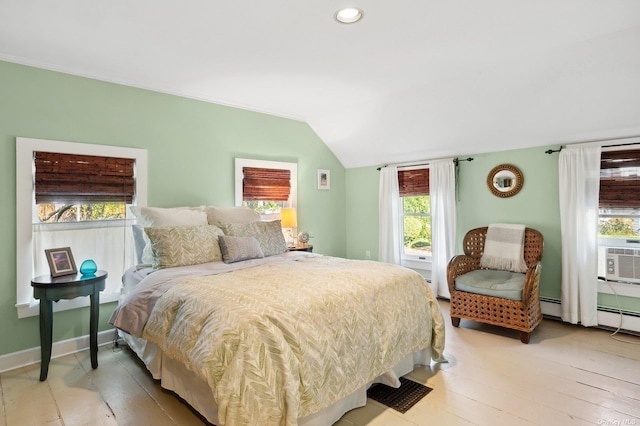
left=345, top=147, right=640, bottom=314
left=345, top=166, right=380, bottom=261
left=456, top=147, right=561, bottom=299
left=2, top=59, right=637, bottom=360
left=0, top=60, right=346, bottom=357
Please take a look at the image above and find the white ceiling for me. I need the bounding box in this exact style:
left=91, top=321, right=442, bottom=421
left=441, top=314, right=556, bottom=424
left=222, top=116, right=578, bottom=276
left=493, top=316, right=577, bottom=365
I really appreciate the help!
left=2, top=0, right=640, bottom=168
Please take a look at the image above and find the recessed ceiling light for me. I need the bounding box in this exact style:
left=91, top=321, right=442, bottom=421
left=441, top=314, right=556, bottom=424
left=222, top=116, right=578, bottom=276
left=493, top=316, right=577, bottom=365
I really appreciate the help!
left=335, top=7, right=364, bottom=24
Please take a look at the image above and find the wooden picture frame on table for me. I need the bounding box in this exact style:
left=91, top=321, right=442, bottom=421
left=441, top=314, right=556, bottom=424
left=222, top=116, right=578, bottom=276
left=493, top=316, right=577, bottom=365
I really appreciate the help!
left=45, top=247, right=77, bottom=277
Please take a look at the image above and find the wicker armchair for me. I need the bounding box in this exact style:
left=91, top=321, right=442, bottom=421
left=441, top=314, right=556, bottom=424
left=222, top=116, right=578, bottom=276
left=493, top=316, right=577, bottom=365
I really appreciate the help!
left=447, top=226, right=544, bottom=343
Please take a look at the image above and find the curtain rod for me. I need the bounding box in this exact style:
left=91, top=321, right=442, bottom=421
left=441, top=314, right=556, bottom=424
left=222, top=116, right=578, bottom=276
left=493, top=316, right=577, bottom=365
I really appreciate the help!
left=376, top=156, right=473, bottom=171
left=545, top=136, right=640, bottom=154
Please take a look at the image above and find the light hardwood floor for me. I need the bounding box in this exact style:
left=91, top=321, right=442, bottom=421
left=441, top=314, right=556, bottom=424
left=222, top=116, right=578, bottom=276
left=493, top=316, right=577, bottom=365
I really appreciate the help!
left=1, top=300, right=639, bottom=425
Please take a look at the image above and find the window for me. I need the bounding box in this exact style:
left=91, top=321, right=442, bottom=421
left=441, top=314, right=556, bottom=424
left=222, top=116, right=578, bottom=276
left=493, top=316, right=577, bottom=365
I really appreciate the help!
left=34, top=151, right=134, bottom=223
left=398, top=167, right=431, bottom=263
left=16, top=137, right=147, bottom=318
left=235, top=158, right=297, bottom=220
left=597, top=146, right=640, bottom=281
left=598, top=148, right=640, bottom=240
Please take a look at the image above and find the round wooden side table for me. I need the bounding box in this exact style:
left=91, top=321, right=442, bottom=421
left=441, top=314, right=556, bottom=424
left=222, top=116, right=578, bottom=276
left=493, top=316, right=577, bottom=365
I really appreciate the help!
left=31, top=270, right=107, bottom=381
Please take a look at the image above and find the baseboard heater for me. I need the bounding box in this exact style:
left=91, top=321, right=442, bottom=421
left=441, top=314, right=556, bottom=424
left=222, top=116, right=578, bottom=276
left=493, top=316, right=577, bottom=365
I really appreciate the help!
left=540, top=297, right=640, bottom=336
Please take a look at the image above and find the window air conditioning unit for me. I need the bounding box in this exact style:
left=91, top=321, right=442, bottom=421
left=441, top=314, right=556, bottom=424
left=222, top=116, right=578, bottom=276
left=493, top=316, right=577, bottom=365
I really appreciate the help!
left=605, top=247, right=640, bottom=284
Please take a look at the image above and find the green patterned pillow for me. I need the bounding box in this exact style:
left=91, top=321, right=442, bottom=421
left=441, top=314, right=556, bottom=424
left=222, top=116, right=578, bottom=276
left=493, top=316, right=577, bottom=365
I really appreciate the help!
left=218, top=235, right=265, bottom=263
left=145, top=225, right=224, bottom=269
left=220, top=220, right=287, bottom=256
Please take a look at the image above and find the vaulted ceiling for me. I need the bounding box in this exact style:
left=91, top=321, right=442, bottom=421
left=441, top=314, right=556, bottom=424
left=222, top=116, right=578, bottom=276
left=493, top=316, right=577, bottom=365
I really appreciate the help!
left=2, top=1, right=639, bottom=168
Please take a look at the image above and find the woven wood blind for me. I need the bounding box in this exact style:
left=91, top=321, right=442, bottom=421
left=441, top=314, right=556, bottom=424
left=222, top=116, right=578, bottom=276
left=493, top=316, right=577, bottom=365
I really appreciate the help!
left=398, top=168, right=430, bottom=197
left=242, top=167, right=291, bottom=201
left=34, top=152, right=135, bottom=204
left=600, top=149, right=640, bottom=208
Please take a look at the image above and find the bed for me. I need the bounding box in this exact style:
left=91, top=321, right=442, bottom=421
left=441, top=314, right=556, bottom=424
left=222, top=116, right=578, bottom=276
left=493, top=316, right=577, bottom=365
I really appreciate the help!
left=109, top=206, right=446, bottom=426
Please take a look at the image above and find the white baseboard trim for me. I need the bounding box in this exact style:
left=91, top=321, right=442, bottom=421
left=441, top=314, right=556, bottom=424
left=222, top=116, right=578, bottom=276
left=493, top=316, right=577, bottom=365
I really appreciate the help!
left=540, top=300, right=562, bottom=317
left=0, top=328, right=117, bottom=374
left=596, top=310, right=640, bottom=333
left=541, top=301, right=640, bottom=334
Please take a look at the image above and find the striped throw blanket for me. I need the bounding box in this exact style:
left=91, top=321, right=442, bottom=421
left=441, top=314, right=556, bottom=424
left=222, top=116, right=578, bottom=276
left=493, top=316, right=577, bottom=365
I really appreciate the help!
left=480, top=223, right=528, bottom=273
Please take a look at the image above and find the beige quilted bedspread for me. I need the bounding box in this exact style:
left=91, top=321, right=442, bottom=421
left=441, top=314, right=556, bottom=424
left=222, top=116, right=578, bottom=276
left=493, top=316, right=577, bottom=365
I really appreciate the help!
left=141, top=256, right=445, bottom=426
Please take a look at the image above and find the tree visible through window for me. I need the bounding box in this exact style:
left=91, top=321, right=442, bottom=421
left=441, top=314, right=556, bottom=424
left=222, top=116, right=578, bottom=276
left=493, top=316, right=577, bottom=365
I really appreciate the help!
left=38, top=202, right=126, bottom=223
left=398, top=167, right=431, bottom=259
left=403, top=195, right=431, bottom=257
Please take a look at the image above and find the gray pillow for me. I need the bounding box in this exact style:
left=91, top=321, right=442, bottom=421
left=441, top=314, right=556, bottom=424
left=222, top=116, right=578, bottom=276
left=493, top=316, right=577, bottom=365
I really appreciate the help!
left=218, top=235, right=265, bottom=264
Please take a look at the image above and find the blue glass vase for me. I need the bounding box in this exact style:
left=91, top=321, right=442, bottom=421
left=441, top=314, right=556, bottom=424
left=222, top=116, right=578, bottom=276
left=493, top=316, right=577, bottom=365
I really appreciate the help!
left=80, top=259, right=97, bottom=276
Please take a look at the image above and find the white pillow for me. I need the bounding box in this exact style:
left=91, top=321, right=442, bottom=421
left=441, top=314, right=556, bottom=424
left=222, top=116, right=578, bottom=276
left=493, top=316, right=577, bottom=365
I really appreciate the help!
left=131, top=225, right=146, bottom=264
left=130, top=206, right=208, bottom=227
left=130, top=206, right=208, bottom=264
left=203, top=206, right=260, bottom=226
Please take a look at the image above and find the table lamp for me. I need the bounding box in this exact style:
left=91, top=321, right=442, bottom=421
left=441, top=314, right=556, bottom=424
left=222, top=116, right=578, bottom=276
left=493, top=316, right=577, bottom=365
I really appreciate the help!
left=280, top=207, right=298, bottom=247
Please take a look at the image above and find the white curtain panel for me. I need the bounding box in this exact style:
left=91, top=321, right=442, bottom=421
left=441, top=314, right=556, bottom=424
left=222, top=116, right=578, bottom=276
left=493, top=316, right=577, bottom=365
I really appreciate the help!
left=558, top=144, right=601, bottom=326
left=378, top=165, right=401, bottom=264
left=429, top=159, right=457, bottom=298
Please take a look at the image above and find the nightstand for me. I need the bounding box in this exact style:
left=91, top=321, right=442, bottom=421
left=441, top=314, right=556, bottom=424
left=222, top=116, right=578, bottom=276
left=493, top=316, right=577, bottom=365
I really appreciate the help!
left=288, top=243, right=313, bottom=252
left=31, top=270, right=107, bottom=381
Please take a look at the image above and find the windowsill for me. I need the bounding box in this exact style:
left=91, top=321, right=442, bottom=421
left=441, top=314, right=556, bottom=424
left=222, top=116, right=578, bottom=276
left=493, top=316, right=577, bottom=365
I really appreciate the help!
left=401, top=258, right=432, bottom=271
left=16, top=291, right=120, bottom=319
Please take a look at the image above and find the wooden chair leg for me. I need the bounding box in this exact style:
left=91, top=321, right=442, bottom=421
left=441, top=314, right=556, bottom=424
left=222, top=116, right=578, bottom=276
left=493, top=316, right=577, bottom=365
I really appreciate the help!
left=451, top=316, right=460, bottom=327
left=520, top=331, right=531, bottom=344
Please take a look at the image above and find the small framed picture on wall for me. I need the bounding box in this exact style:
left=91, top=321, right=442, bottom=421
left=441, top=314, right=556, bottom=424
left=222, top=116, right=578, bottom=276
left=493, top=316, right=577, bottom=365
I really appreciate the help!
left=317, top=169, right=330, bottom=190
left=45, top=247, right=77, bottom=277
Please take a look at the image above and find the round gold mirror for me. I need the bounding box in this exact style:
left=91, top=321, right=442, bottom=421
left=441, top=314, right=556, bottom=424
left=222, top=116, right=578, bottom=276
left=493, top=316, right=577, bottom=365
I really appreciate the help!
left=487, top=164, right=523, bottom=197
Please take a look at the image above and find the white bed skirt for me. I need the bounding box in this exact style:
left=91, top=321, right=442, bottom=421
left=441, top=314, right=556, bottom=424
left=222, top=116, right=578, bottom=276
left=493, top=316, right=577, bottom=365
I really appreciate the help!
left=120, top=331, right=432, bottom=425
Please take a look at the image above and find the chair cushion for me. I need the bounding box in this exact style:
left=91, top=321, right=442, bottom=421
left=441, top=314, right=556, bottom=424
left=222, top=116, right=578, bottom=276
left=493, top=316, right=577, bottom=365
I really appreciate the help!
left=455, top=269, right=525, bottom=301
